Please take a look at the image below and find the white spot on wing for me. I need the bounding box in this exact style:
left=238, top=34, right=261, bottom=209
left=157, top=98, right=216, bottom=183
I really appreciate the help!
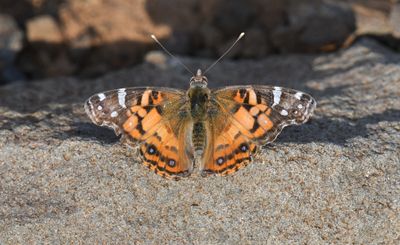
left=272, top=86, right=282, bottom=107
left=98, top=93, right=106, bottom=101
left=298, top=104, right=303, bottom=109
left=248, top=89, right=257, bottom=105
left=111, top=111, right=118, bottom=117
left=295, top=92, right=303, bottom=100
left=118, top=88, right=127, bottom=108
left=280, top=109, right=288, bottom=116
left=97, top=105, right=102, bottom=110
left=141, top=90, right=150, bottom=105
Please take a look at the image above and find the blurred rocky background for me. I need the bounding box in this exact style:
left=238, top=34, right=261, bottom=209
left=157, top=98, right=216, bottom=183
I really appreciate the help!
left=0, top=0, right=399, bottom=84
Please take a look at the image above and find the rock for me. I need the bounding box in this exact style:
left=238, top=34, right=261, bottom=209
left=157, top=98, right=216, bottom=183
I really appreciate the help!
left=58, top=0, right=170, bottom=76
left=58, top=0, right=170, bottom=46
left=147, top=0, right=280, bottom=57
left=350, top=1, right=400, bottom=51
left=148, top=0, right=358, bottom=56
left=0, top=14, right=24, bottom=83
left=390, top=3, right=400, bottom=37
left=352, top=2, right=393, bottom=35
left=19, top=15, right=76, bottom=79
left=144, top=50, right=167, bottom=69
left=0, top=38, right=399, bottom=243
left=271, top=1, right=356, bottom=52
left=0, top=0, right=35, bottom=23
left=26, top=15, right=63, bottom=43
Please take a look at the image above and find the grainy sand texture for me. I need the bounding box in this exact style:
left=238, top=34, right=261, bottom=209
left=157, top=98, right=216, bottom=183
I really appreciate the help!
left=0, top=39, right=399, bottom=244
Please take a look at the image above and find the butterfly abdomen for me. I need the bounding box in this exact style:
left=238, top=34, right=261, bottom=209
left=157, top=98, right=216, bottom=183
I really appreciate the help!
left=192, top=121, right=206, bottom=155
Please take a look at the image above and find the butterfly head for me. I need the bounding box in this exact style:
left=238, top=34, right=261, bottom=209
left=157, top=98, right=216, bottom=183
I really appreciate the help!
left=190, top=69, right=208, bottom=88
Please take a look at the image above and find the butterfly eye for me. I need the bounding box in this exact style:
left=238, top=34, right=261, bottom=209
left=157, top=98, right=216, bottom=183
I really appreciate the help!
left=216, top=157, right=225, bottom=165
left=239, top=143, right=248, bottom=152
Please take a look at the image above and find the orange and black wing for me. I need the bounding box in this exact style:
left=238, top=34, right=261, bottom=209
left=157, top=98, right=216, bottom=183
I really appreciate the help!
left=201, top=85, right=316, bottom=176
left=85, top=87, right=194, bottom=179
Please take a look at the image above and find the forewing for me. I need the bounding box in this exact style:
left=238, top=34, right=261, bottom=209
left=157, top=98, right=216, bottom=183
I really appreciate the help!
left=212, top=85, right=316, bottom=143
left=201, top=85, right=316, bottom=176
left=85, top=87, right=194, bottom=179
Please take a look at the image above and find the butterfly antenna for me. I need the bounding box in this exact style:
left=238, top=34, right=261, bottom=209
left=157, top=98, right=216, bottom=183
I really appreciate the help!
left=203, top=32, right=245, bottom=75
left=150, top=34, right=194, bottom=76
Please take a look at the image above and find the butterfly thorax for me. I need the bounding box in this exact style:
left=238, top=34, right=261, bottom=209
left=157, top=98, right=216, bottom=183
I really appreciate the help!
left=188, top=69, right=210, bottom=121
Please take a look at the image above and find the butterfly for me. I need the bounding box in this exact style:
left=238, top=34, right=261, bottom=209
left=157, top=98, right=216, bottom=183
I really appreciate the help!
left=84, top=69, right=316, bottom=179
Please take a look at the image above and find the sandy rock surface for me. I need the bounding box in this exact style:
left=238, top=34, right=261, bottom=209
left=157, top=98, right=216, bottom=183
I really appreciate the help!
left=0, top=39, right=399, bottom=243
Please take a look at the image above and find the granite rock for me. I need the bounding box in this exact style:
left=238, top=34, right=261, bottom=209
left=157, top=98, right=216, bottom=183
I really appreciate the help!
left=0, top=38, right=399, bottom=243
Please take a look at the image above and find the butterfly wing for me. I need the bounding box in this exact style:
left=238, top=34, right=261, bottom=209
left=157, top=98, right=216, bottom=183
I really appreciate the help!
left=201, top=85, right=316, bottom=176
left=85, top=87, right=194, bottom=179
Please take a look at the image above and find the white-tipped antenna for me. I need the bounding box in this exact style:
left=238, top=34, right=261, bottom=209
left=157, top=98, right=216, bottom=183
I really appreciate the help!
left=150, top=34, right=194, bottom=76
left=203, top=32, right=245, bottom=75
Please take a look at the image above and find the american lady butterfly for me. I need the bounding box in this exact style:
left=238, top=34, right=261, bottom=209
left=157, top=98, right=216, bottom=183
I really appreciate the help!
left=85, top=69, right=316, bottom=179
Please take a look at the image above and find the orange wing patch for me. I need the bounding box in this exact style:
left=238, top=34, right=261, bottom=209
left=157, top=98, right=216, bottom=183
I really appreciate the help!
left=215, top=87, right=281, bottom=142
left=121, top=90, right=171, bottom=141
left=139, top=123, right=192, bottom=179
